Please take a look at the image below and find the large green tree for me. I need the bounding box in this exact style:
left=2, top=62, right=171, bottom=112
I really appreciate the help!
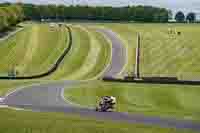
left=0, top=9, right=8, bottom=31
left=0, top=11, right=5, bottom=31
left=175, top=11, right=185, bottom=22
left=0, top=4, right=24, bottom=32
left=186, top=12, right=196, bottom=23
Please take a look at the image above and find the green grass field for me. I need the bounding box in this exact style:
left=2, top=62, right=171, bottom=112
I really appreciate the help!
left=5, top=23, right=200, bottom=80
left=0, top=108, right=196, bottom=133
left=79, top=24, right=200, bottom=122
left=48, top=25, right=111, bottom=80
left=1, top=22, right=200, bottom=132
left=0, top=23, right=111, bottom=96
left=99, top=23, right=200, bottom=79
left=65, top=81, right=200, bottom=121
left=0, top=24, right=68, bottom=76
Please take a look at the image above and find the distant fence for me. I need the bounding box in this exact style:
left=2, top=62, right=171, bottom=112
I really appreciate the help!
left=0, top=25, right=72, bottom=80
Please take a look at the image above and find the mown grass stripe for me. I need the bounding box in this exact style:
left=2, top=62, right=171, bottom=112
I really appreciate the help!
left=0, top=25, right=72, bottom=79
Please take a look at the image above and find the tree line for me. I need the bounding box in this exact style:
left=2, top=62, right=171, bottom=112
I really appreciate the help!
left=175, top=11, right=197, bottom=23
left=0, top=4, right=24, bottom=32
left=22, top=4, right=170, bottom=22
left=0, top=3, right=171, bottom=32
left=0, top=3, right=197, bottom=33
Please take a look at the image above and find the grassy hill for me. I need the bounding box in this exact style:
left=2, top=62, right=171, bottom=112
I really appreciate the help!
left=97, top=23, right=200, bottom=80
left=1, top=22, right=200, bottom=132
left=0, top=24, right=68, bottom=76
left=0, top=23, right=111, bottom=95
left=0, top=23, right=111, bottom=80
left=48, top=25, right=111, bottom=80
left=0, top=108, right=196, bottom=133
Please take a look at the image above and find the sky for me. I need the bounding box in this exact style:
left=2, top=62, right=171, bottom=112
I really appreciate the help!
left=2, top=0, right=200, bottom=15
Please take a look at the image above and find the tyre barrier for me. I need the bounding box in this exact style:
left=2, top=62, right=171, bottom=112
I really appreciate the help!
left=0, top=25, right=72, bottom=80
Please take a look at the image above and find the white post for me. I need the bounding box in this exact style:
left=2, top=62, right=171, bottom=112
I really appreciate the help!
left=135, top=33, right=140, bottom=79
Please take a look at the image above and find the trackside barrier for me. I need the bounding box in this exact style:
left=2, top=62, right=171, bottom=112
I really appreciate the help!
left=103, top=76, right=200, bottom=85
left=0, top=25, right=72, bottom=80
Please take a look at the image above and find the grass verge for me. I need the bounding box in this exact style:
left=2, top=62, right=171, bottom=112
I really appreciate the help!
left=65, top=81, right=200, bottom=121
left=0, top=108, right=196, bottom=133
left=102, top=23, right=200, bottom=79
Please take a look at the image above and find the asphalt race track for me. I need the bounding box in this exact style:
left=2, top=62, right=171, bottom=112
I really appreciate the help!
left=96, top=29, right=126, bottom=77
left=1, top=28, right=200, bottom=132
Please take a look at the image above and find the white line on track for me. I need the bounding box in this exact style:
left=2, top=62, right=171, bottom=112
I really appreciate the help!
left=0, top=97, right=5, bottom=102
left=61, top=87, right=92, bottom=109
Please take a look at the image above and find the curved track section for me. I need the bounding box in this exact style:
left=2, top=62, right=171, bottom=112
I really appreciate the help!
left=96, top=29, right=126, bottom=77
left=1, top=28, right=200, bottom=131
left=3, top=81, right=200, bottom=131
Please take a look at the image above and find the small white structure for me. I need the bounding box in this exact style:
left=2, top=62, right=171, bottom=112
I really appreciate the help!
left=168, top=19, right=176, bottom=23
left=41, top=19, right=45, bottom=22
